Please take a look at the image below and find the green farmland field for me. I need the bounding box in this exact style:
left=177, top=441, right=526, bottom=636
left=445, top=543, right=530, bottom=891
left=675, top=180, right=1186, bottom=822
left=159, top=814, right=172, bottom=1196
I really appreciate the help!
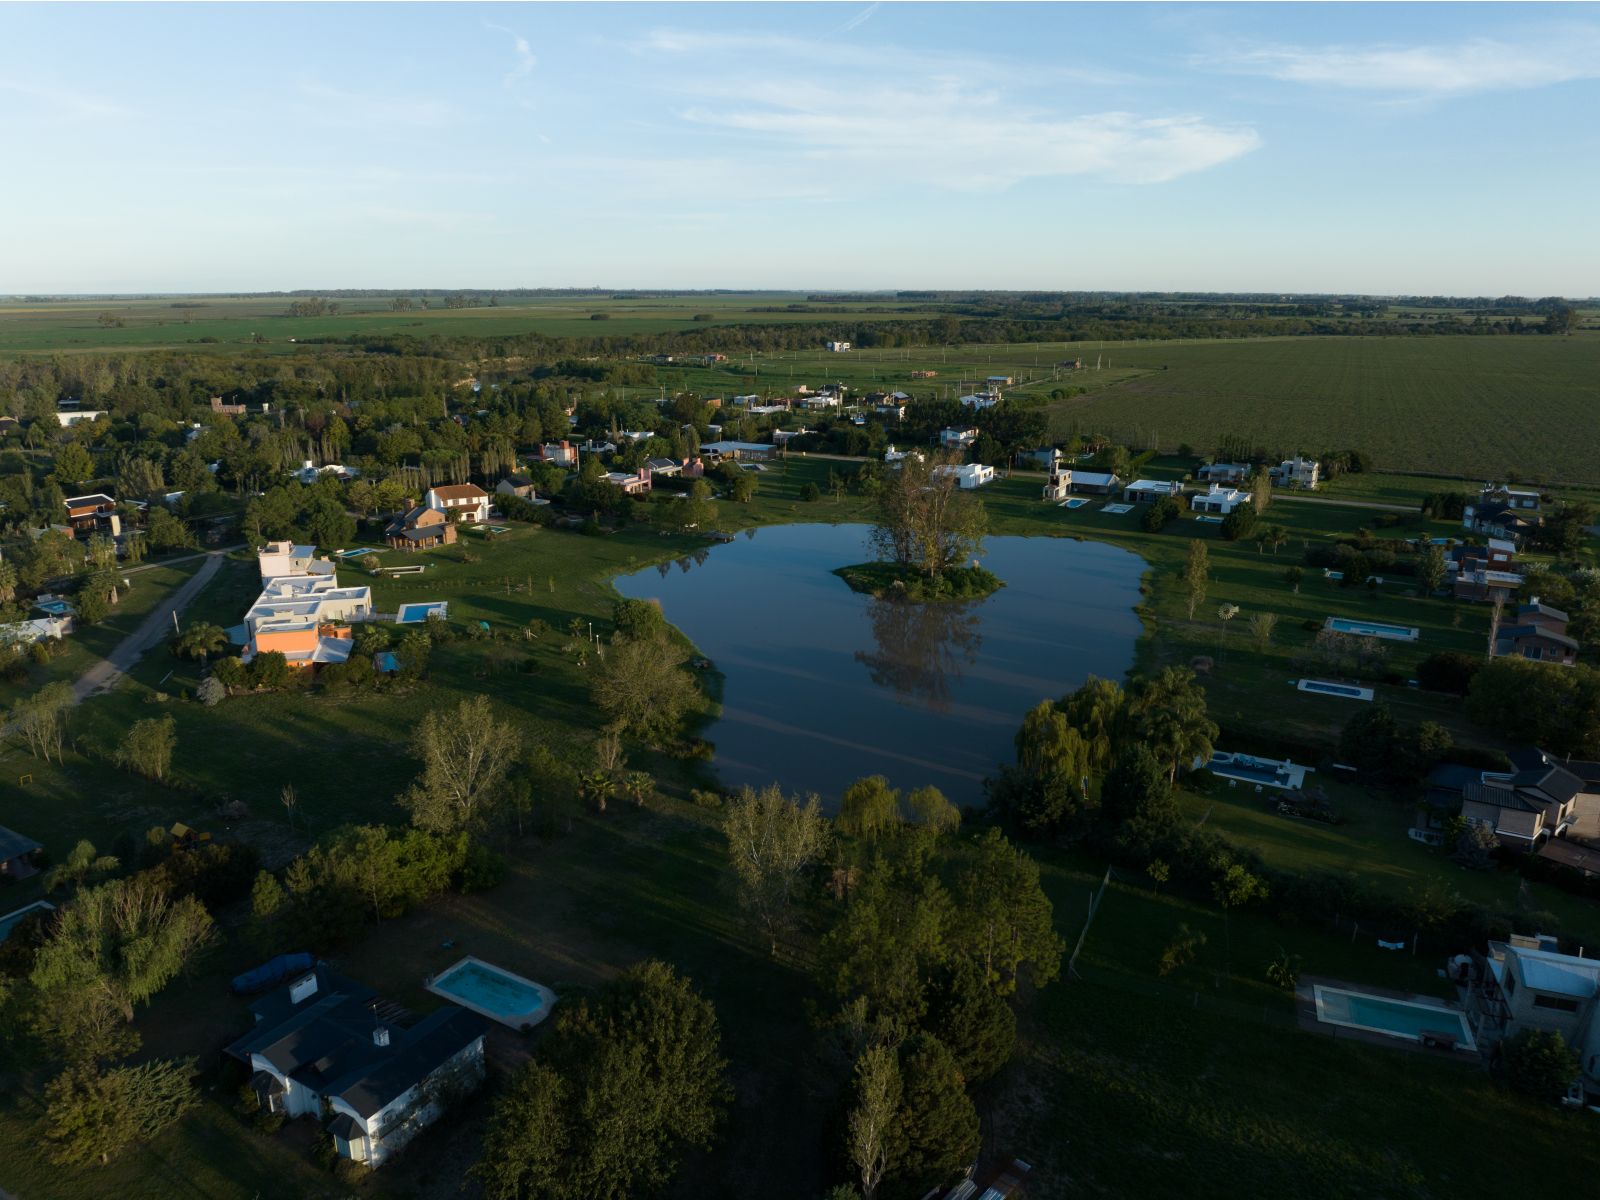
left=1040, top=335, right=1600, bottom=482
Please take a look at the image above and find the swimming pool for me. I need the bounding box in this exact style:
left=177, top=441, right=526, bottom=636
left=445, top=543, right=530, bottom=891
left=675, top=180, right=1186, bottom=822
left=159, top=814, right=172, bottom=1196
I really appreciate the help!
left=1324, top=617, right=1418, bottom=642
left=33, top=599, right=73, bottom=616
left=1314, top=985, right=1474, bottom=1050
left=1298, top=679, right=1375, bottom=701
left=1207, top=751, right=1307, bottom=789
left=0, top=900, right=54, bottom=942
left=426, top=956, right=555, bottom=1030
left=396, top=601, right=449, bottom=624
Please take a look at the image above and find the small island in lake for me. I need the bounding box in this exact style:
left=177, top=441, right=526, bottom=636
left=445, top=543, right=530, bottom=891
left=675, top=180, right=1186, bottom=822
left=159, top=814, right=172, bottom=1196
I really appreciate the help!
left=833, top=561, right=1004, bottom=603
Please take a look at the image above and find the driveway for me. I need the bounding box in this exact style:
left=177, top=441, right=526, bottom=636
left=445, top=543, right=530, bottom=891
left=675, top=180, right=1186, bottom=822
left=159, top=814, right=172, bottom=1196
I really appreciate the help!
left=72, top=550, right=228, bottom=704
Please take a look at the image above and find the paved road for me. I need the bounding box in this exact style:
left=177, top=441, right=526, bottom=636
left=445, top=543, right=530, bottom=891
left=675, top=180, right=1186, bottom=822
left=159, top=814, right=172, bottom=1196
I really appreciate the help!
left=72, top=550, right=228, bottom=704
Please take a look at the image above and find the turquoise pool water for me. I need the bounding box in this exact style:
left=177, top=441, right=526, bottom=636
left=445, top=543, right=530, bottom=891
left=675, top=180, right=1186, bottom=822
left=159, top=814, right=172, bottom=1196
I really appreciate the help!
left=1299, top=680, right=1370, bottom=698
left=1315, top=985, right=1474, bottom=1048
left=432, top=960, right=546, bottom=1019
left=396, top=601, right=449, bottom=624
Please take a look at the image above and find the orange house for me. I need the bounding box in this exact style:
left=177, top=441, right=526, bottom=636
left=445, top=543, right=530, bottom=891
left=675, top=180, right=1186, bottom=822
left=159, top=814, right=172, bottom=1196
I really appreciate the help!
left=245, top=621, right=353, bottom=669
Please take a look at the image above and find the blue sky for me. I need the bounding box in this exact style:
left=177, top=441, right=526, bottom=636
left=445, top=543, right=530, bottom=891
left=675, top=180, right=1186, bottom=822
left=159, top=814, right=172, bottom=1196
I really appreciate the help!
left=2, top=2, right=1597, bottom=294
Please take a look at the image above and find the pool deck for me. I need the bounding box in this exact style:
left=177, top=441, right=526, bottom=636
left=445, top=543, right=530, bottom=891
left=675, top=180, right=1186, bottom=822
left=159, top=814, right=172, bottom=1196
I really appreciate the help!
left=1294, top=975, right=1481, bottom=1065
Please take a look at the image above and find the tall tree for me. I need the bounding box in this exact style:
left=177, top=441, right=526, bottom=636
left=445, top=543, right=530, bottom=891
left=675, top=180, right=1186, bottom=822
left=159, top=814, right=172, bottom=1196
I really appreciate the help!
left=401, top=695, right=519, bottom=833
left=116, top=716, right=176, bottom=782
left=839, top=776, right=902, bottom=840
left=724, top=785, right=832, bottom=955
left=473, top=961, right=729, bottom=1200
left=894, top=1034, right=980, bottom=1195
left=950, top=830, right=1063, bottom=994
left=8, top=680, right=72, bottom=763
left=590, top=633, right=699, bottom=743
left=1182, top=540, right=1209, bottom=619
left=1130, top=667, right=1218, bottom=783
left=40, top=1058, right=199, bottom=1166
left=869, top=450, right=986, bottom=579
left=847, top=1045, right=902, bottom=1200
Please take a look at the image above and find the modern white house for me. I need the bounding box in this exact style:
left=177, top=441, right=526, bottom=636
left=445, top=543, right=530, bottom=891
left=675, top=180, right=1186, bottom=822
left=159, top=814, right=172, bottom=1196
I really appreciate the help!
left=55, top=410, right=107, bottom=427
left=939, top=427, right=978, bottom=449
left=1270, top=455, right=1320, bottom=490
left=296, top=460, right=360, bottom=484
left=602, top=468, right=653, bottom=495
left=933, top=463, right=995, bottom=489
left=242, top=545, right=373, bottom=668
left=826, top=341, right=851, bottom=352
left=424, top=484, right=491, bottom=524
left=1190, top=484, right=1253, bottom=514
left=958, top=392, right=1002, bottom=410
left=1467, top=935, right=1600, bottom=1106
left=1123, top=479, right=1184, bottom=504
left=257, top=541, right=337, bottom=583
left=227, top=965, right=487, bottom=1167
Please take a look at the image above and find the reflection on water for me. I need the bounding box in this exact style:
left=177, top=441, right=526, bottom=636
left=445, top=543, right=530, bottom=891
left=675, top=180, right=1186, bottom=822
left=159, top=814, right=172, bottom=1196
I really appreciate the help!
left=854, top=596, right=981, bottom=712
left=614, top=523, right=1142, bottom=806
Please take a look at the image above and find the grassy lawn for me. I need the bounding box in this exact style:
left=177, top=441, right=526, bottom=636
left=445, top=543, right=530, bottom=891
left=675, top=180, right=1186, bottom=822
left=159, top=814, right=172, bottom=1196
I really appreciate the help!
left=998, top=848, right=1600, bottom=1199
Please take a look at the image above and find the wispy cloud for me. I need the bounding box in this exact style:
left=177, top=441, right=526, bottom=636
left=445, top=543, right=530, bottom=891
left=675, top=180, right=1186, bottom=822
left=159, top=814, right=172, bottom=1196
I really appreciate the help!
left=485, top=21, right=537, bottom=87
left=836, top=3, right=879, bottom=35
left=1209, top=29, right=1600, bottom=95
left=626, top=29, right=1248, bottom=188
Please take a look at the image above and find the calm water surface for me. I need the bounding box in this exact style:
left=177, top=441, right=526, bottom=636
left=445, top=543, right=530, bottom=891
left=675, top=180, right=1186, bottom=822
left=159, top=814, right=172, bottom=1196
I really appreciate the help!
left=615, top=523, right=1144, bottom=806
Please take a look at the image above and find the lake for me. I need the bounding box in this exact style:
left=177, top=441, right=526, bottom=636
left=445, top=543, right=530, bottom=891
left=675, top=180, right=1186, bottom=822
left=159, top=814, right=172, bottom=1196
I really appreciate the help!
left=615, top=523, right=1145, bottom=807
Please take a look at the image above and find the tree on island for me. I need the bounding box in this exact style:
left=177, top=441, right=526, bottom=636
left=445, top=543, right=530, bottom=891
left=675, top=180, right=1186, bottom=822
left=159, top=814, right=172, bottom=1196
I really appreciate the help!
left=869, top=451, right=986, bottom=581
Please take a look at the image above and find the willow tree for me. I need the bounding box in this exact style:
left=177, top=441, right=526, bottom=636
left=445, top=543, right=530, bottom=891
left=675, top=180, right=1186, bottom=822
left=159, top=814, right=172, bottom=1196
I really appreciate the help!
left=869, top=451, right=986, bottom=580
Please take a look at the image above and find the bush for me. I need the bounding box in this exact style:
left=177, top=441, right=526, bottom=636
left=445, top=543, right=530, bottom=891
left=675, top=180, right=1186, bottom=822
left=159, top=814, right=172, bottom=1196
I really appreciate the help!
left=799, top=482, right=821, bottom=502
left=1140, top=496, right=1180, bottom=533
left=1503, top=1028, right=1578, bottom=1103
left=458, top=842, right=507, bottom=893
left=1219, top=506, right=1258, bottom=541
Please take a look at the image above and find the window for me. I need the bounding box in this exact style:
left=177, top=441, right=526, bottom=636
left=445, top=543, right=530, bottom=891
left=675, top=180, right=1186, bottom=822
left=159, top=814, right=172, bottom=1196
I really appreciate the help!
left=1533, top=993, right=1579, bottom=1013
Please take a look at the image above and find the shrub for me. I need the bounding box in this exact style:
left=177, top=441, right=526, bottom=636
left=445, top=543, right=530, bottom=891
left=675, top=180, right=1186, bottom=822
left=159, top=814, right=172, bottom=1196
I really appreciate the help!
left=1140, top=497, right=1180, bottom=533
left=458, top=842, right=507, bottom=893
left=1503, top=1028, right=1578, bottom=1103
left=800, top=482, right=822, bottom=502
left=1418, top=651, right=1481, bottom=696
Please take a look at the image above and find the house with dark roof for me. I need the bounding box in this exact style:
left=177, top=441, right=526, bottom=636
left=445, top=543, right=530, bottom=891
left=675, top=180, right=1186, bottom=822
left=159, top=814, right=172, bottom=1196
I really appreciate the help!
left=1462, top=500, right=1540, bottom=546
left=384, top=506, right=457, bottom=551
left=1466, top=936, right=1600, bottom=1106
left=227, top=964, right=487, bottom=1167
left=1492, top=599, right=1579, bottom=666
left=494, top=474, right=537, bottom=501
left=0, top=825, right=42, bottom=880
left=1458, top=747, right=1597, bottom=848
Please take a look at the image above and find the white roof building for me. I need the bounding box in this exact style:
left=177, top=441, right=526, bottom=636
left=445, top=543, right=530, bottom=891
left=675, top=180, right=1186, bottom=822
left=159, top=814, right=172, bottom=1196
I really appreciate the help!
left=933, top=463, right=995, bottom=489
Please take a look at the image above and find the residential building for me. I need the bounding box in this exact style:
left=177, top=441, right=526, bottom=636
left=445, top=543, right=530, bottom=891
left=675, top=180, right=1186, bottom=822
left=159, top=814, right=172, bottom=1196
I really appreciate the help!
left=910, top=369, right=938, bottom=379
left=241, top=568, right=372, bottom=669
left=210, top=396, right=247, bottom=415
left=495, top=475, right=537, bottom=501
left=1466, top=937, right=1600, bottom=1105
left=933, top=463, right=995, bottom=489
left=926, top=1158, right=1033, bottom=1199
left=1492, top=599, right=1579, bottom=666
left=0, top=825, right=42, bottom=880
left=226, top=964, right=487, bottom=1167
left=874, top=403, right=907, bottom=421
left=1270, top=455, right=1320, bottom=490
left=258, top=541, right=336, bottom=583
left=385, top=506, right=457, bottom=551
left=958, top=391, right=1002, bottom=410
left=1069, top=471, right=1122, bottom=496
left=1462, top=501, right=1540, bottom=546
left=55, top=410, right=107, bottom=427
left=987, top=375, right=1014, bottom=386
left=1123, top=479, right=1184, bottom=504
left=0, top=613, right=74, bottom=647
left=1042, top=462, right=1072, bottom=501
left=885, top=445, right=923, bottom=467
left=770, top=428, right=812, bottom=447
left=424, top=484, right=490, bottom=524
left=602, top=468, right=652, bottom=495
left=1195, top=461, right=1252, bottom=484
left=1457, top=747, right=1596, bottom=847
left=826, top=341, right=851, bottom=352
left=732, top=394, right=761, bottom=405
left=939, top=427, right=978, bottom=450
left=533, top=441, right=579, bottom=469
left=1453, top=567, right=1524, bottom=604
left=1480, top=483, right=1541, bottom=510
left=62, top=493, right=120, bottom=539
left=296, top=460, right=360, bottom=484
left=643, top=457, right=681, bottom=479
left=579, top=438, right=618, bottom=456
left=701, top=440, right=774, bottom=462
left=1190, top=484, right=1253, bottom=514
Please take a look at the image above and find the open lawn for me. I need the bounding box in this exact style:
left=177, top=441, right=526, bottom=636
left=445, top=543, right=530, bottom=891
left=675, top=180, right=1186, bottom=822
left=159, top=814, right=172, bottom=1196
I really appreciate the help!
left=1003, top=845, right=1600, bottom=1198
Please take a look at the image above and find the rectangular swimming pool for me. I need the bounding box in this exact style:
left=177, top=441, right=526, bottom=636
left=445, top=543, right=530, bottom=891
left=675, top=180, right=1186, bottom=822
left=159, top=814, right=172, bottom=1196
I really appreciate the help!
left=396, top=600, right=449, bottom=623
left=1314, top=985, right=1474, bottom=1050
left=426, top=956, right=555, bottom=1030
left=1298, top=679, right=1375, bottom=701
left=1324, top=617, right=1418, bottom=642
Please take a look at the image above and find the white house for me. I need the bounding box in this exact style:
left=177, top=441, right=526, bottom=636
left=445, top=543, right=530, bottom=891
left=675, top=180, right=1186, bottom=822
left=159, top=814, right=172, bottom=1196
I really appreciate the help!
left=424, top=484, right=491, bottom=524
left=958, top=392, right=1002, bottom=410
left=257, top=541, right=336, bottom=583
left=0, top=614, right=74, bottom=647
left=226, top=965, right=487, bottom=1167
left=885, top=445, right=924, bottom=467
left=1190, top=483, right=1253, bottom=514
left=1269, top=455, right=1320, bottom=490
left=939, top=427, right=978, bottom=449
left=55, top=410, right=107, bottom=427
left=933, top=463, right=995, bottom=489
left=826, top=341, right=851, bottom=352
left=1123, top=479, right=1184, bottom=504
left=1042, top=462, right=1072, bottom=501
left=296, top=460, right=360, bottom=484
